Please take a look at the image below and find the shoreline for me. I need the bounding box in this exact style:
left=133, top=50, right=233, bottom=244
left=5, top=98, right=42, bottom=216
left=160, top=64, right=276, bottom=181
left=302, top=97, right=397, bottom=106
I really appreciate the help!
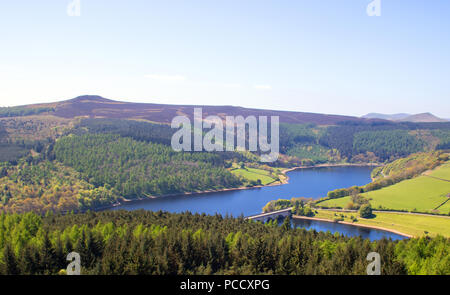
left=292, top=215, right=414, bottom=238
left=105, top=162, right=379, bottom=210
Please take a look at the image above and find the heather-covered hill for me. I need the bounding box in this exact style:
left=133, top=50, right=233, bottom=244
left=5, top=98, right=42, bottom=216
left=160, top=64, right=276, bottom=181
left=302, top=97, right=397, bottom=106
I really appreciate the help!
left=45, top=95, right=375, bottom=125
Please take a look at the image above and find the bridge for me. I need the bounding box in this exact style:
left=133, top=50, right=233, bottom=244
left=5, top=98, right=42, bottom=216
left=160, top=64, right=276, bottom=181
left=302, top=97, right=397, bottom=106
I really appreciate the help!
left=245, top=207, right=293, bottom=223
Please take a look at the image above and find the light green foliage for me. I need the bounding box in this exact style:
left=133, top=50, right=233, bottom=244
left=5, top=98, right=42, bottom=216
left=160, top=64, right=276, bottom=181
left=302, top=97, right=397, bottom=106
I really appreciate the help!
left=395, top=236, right=450, bottom=275
left=320, top=174, right=450, bottom=214
left=231, top=166, right=277, bottom=186
left=1, top=210, right=448, bottom=275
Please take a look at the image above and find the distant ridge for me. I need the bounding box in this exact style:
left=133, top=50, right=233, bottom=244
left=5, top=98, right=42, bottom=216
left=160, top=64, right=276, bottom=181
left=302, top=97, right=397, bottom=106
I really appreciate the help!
left=362, top=112, right=448, bottom=123
left=21, top=95, right=383, bottom=125
left=67, top=95, right=117, bottom=103
left=362, top=113, right=411, bottom=121
left=397, top=113, right=448, bottom=123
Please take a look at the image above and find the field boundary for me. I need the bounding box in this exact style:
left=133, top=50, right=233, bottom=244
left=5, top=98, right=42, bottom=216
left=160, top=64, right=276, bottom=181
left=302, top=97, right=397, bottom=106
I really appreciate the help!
left=424, top=175, right=450, bottom=182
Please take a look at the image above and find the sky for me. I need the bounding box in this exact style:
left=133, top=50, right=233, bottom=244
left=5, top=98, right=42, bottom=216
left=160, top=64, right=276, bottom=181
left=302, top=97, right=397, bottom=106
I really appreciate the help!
left=0, top=0, right=449, bottom=118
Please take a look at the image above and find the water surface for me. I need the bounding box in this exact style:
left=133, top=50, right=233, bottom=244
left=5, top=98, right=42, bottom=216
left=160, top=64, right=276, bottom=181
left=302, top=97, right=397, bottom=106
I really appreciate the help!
left=110, top=166, right=407, bottom=240
left=111, top=166, right=373, bottom=217
left=292, top=218, right=407, bottom=240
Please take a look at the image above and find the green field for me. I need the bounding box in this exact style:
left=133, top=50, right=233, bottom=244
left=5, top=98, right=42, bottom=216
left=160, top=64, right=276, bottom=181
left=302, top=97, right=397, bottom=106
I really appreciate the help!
left=310, top=209, right=450, bottom=238
left=230, top=167, right=277, bottom=185
left=438, top=200, right=450, bottom=213
left=428, top=161, right=450, bottom=180
left=318, top=162, right=450, bottom=214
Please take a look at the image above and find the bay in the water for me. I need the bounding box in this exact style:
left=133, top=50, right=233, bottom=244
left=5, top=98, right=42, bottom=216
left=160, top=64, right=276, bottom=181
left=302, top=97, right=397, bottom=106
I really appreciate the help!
left=109, top=166, right=407, bottom=240
left=111, top=166, right=373, bottom=216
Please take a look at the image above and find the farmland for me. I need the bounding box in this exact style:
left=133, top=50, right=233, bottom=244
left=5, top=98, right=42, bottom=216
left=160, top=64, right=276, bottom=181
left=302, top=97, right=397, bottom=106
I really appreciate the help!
left=317, top=160, right=450, bottom=214
left=230, top=166, right=279, bottom=186
left=308, top=209, right=450, bottom=238
left=427, top=161, right=450, bottom=180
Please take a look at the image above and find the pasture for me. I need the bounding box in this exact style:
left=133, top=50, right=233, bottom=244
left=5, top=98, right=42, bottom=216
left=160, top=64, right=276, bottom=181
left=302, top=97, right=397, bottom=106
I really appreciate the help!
left=317, top=163, right=450, bottom=214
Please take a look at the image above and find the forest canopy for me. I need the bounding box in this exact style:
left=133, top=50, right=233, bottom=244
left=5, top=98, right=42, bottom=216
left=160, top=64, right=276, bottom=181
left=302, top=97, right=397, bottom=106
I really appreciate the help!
left=53, top=134, right=242, bottom=198
left=0, top=210, right=448, bottom=275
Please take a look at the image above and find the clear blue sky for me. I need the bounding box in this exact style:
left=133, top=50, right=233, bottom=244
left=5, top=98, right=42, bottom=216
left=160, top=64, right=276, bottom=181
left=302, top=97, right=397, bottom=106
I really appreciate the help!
left=0, top=0, right=449, bottom=117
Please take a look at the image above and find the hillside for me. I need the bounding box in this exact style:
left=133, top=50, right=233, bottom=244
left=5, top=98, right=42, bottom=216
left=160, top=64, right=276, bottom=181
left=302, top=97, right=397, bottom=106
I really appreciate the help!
left=398, top=113, right=448, bottom=123
left=318, top=156, right=450, bottom=214
left=362, top=112, right=448, bottom=123
left=11, top=95, right=375, bottom=125
left=362, top=113, right=411, bottom=120
left=0, top=99, right=449, bottom=167
left=0, top=97, right=448, bottom=214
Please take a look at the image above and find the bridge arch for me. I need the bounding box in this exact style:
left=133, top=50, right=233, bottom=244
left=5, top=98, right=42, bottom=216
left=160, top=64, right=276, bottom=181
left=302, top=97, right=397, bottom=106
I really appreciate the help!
left=245, top=207, right=292, bottom=223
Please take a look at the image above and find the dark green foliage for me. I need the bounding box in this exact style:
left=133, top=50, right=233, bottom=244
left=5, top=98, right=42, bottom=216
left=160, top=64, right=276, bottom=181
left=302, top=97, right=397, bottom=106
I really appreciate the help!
left=1, top=243, right=20, bottom=274
left=0, top=106, right=54, bottom=118
left=0, top=123, right=53, bottom=163
left=286, top=144, right=332, bottom=164
left=263, top=197, right=314, bottom=214
left=77, top=118, right=175, bottom=146
left=359, top=204, right=373, bottom=218
left=279, top=123, right=317, bottom=153
left=319, top=121, right=449, bottom=162
left=353, top=130, right=424, bottom=160
left=432, top=130, right=450, bottom=150
left=436, top=140, right=450, bottom=150
left=0, top=144, right=29, bottom=163
left=54, top=134, right=242, bottom=198
left=0, top=210, right=429, bottom=275
left=293, top=202, right=314, bottom=217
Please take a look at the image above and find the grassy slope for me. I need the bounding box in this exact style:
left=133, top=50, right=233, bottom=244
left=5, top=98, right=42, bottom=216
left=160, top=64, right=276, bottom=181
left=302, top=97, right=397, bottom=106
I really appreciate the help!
left=230, top=167, right=277, bottom=185
left=428, top=161, right=450, bottom=180
left=318, top=162, right=450, bottom=214
left=312, top=209, right=450, bottom=238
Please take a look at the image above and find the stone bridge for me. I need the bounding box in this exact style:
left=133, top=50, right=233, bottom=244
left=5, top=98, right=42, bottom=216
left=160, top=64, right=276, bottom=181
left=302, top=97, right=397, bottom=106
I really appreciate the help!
left=245, top=207, right=293, bottom=223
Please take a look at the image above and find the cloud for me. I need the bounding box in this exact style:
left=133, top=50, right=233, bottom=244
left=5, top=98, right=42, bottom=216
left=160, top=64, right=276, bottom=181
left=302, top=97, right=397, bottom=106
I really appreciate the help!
left=144, top=74, right=186, bottom=81
left=253, top=84, right=272, bottom=90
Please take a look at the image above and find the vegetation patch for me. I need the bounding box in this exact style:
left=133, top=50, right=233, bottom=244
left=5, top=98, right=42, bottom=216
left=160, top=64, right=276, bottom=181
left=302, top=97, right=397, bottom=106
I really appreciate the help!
left=1, top=210, right=448, bottom=275
left=286, top=144, right=335, bottom=164
left=0, top=106, right=54, bottom=118
left=230, top=166, right=278, bottom=186
left=54, top=134, right=242, bottom=198
left=0, top=161, right=118, bottom=214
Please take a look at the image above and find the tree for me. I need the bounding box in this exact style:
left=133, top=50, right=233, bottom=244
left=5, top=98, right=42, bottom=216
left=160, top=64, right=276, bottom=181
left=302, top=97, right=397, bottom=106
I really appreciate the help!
left=1, top=243, right=20, bottom=275
left=359, top=204, right=373, bottom=218
left=281, top=215, right=291, bottom=231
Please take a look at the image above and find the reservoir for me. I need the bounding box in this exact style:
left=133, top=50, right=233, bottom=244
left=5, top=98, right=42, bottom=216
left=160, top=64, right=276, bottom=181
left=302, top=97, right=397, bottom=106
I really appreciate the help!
left=292, top=218, right=406, bottom=241
left=110, top=166, right=407, bottom=240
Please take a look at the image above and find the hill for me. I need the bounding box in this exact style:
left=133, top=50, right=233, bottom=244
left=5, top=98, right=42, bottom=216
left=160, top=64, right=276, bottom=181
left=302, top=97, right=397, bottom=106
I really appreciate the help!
left=362, top=113, right=411, bottom=121
left=1, top=96, right=449, bottom=167
left=362, top=112, right=448, bottom=123
left=397, top=113, right=448, bottom=123
left=17, top=95, right=377, bottom=125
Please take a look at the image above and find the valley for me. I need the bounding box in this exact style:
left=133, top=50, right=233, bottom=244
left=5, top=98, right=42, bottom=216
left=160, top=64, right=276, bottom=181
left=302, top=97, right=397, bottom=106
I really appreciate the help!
left=0, top=96, right=449, bottom=275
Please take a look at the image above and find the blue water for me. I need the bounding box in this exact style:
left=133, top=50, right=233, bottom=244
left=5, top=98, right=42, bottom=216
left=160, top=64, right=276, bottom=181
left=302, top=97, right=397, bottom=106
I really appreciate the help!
left=292, top=218, right=406, bottom=241
left=109, top=166, right=407, bottom=240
